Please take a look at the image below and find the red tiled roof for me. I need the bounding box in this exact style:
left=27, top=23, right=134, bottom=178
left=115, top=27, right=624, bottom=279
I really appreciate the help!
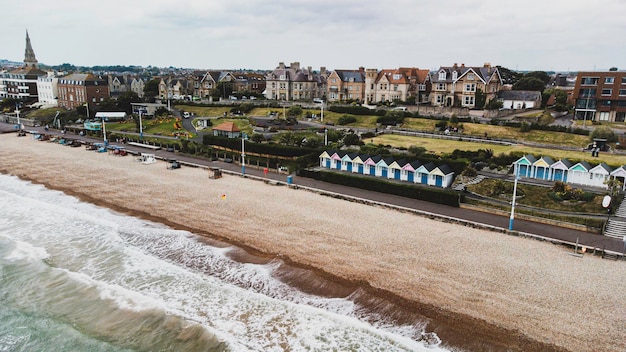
left=213, top=121, right=240, bottom=132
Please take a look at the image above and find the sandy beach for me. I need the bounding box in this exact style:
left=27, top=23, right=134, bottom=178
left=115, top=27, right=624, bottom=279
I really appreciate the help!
left=1, top=133, right=625, bottom=352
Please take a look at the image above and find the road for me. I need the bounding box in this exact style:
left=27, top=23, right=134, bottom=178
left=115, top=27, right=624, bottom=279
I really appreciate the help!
left=5, top=122, right=625, bottom=257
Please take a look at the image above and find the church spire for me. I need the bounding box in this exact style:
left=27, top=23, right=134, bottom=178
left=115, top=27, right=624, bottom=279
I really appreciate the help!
left=24, top=30, right=38, bottom=69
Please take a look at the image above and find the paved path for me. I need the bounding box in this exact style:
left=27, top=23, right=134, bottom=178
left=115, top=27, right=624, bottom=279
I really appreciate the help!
left=5, top=123, right=625, bottom=256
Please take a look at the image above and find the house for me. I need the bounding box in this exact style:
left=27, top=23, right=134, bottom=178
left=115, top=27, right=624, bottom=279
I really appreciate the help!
left=326, top=68, right=365, bottom=103
left=158, top=77, right=191, bottom=100
left=497, top=90, right=542, bottom=110
left=430, top=63, right=502, bottom=108
left=364, top=67, right=430, bottom=104
left=573, top=71, right=626, bottom=123
left=36, top=72, right=59, bottom=107
left=57, top=73, right=109, bottom=110
left=108, top=74, right=129, bottom=98
left=212, top=121, right=241, bottom=138
left=264, top=62, right=327, bottom=101
left=129, top=76, right=145, bottom=98
left=232, top=72, right=266, bottom=97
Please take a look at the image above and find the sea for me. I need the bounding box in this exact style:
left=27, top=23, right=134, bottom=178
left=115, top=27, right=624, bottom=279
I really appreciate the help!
left=0, top=173, right=453, bottom=352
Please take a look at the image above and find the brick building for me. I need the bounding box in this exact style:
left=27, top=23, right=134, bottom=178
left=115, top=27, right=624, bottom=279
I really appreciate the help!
left=573, top=71, right=626, bottom=123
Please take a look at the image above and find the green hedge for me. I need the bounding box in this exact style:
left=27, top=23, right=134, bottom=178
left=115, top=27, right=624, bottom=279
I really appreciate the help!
left=298, top=169, right=461, bottom=207
left=202, top=134, right=317, bottom=157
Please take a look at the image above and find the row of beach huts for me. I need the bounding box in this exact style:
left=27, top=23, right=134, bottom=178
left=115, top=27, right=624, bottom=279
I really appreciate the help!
left=319, top=150, right=455, bottom=188
left=513, top=154, right=626, bottom=190
left=318, top=150, right=626, bottom=191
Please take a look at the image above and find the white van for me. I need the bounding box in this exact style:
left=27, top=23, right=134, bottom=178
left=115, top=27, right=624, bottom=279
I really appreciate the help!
left=183, top=112, right=190, bottom=119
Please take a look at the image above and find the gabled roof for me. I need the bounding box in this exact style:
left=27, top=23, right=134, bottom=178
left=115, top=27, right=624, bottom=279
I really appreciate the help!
left=416, top=162, right=436, bottom=173
left=550, top=159, right=573, bottom=169
left=352, top=154, right=370, bottom=163
left=570, top=161, right=592, bottom=172
left=212, top=121, right=240, bottom=132
left=589, top=163, right=613, bottom=174
left=514, top=154, right=538, bottom=165
left=497, top=90, right=542, bottom=101
left=610, top=166, right=626, bottom=177
left=334, top=69, right=365, bottom=83
left=533, top=156, right=555, bottom=167
left=434, top=164, right=454, bottom=175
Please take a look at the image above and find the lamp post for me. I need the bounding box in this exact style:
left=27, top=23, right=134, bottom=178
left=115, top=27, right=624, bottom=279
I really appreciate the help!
left=509, top=165, right=519, bottom=231
left=241, top=133, right=246, bottom=175
left=102, top=115, right=107, bottom=145
left=321, top=101, right=324, bottom=122
left=138, top=109, right=144, bottom=140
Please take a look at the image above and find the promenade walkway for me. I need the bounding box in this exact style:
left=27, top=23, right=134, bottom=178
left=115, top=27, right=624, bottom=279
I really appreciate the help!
left=6, top=123, right=625, bottom=258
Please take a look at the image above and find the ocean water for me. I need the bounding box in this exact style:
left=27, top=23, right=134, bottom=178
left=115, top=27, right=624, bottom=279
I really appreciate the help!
left=0, top=174, right=451, bottom=352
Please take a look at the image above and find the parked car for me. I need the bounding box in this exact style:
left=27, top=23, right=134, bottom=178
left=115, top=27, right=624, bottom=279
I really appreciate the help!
left=183, top=112, right=190, bottom=119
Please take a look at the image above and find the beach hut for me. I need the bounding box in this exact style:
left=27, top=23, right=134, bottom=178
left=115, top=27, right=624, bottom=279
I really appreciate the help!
left=363, top=156, right=381, bottom=176
left=352, top=154, right=369, bottom=174
left=415, top=162, right=436, bottom=185
left=319, top=150, right=333, bottom=168
left=609, top=166, right=626, bottom=191
left=329, top=151, right=345, bottom=170
left=513, top=154, right=537, bottom=178
left=567, top=161, right=592, bottom=186
left=588, top=163, right=613, bottom=188
left=532, top=156, right=554, bottom=180
left=549, top=159, right=572, bottom=182
left=375, top=157, right=393, bottom=178
left=341, top=152, right=358, bottom=172
left=387, top=159, right=407, bottom=180
left=402, top=160, right=421, bottom=182
left=431, top=164, right=455, bottom=188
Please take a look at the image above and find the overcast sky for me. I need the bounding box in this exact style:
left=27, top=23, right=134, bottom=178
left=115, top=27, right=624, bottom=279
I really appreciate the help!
left=3, top=0, right=625, bottom=72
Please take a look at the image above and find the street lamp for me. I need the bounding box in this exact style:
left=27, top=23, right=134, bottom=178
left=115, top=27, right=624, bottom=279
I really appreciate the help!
left=138, top=108, right=144, bottom=140
left=509, top=164, right=519, bottom=231
left=241, top=133, right=247, bottom=175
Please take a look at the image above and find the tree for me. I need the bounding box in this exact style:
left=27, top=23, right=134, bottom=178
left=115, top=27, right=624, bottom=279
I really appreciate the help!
left=524, top=71, right=550, bottom=84
left=512, top=77, right=546, bottom=91
left=343, top=133, right=361, bottom=146
left=590, top=126, right=618, bottom=143
left=485, top=99, right=503, bottom=110
left=474, top=88, right=486, bottom=109
left=143, top=79, right=160, bottom=101
left=117, top=91, right=141, bottom=114
left=287, top=105, right=303, bottom=117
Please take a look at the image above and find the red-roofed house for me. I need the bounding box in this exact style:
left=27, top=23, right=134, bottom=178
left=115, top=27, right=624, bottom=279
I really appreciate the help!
left=212, top=121, right=241, bottom=138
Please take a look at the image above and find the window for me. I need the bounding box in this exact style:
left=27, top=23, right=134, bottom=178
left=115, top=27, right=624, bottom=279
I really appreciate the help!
left=622, top=77, right=626, bottom=84
left=467, top=73, right=475, bottom=80
left=599, top=112, right=610, bottom=121
left=279, top=75, right=285, bottom=80
left=602, top=89, right=612, bottom=95
left=394, top=84, right=399, bottom=91
left=463, top=96, right=475, bottom=106
left=436, top=95, right=444, bottom=104
left=579, top=88, right=596, bottom=97
left=438, top=71, right=446, bottom=80
left=393, top=74, right=402, bottom=80
left=619, top=89, right=626, bottom=96
left=464, top=83, right=476, bottom=92
left=436, top=83, right=446, bottom=90
left=605, top=77, right=615, bottom=84
left=452, top=71, right=458, bottom=80
left=581, top=77, right=599, bottom=85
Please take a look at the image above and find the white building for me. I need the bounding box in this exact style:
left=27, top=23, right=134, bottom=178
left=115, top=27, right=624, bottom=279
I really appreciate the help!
left=36, top=72, right=59, bottom=107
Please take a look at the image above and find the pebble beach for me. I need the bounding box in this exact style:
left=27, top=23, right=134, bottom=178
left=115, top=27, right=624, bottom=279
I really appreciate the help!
left=1, top=133, right=625, bottom=352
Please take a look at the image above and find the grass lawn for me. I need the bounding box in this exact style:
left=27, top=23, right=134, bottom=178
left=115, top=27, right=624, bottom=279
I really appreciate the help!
left=371, top=134, right=626, bottom=166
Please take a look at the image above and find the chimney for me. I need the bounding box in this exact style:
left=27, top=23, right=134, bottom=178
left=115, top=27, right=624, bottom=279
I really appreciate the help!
left=291, top=62, right=300, bottom=70
left=461, top=63, right=465, bottom=68
left=453, top=63, right=458, bottom=68
left=307, top=66, right=312, bottom=73
left=359, top=66, right=365, bottom=72
left=278, top=62, right=285, bottom=69
left=321, top=66, right=327, bottom=75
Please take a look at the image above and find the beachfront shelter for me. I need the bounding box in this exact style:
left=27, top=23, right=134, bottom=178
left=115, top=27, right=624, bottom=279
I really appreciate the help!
left=549, top=159, right=572, bottom=182
left=588, top=163, right=613, bottom=188
left=513, top=154, right=537, bottom=178
left=95, top=111, right=126, bottom=122
left=431, top=164, right=455, bottom=188
left=532, top=156, right=554, bottom=180
left=375, top=158, right=391, bottom=177
left=567, top=161, right=592, bottom=186
left=212, top=121, right=241, bottom=138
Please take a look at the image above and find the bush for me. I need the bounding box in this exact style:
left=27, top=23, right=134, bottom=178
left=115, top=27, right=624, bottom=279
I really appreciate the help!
left=461, top=167, right=477, bottom=177
left=337, top=114, right=357, bottom=125
left=520, top=122, right=532, bottom=132
left=590, top=126, right=618, bottom=143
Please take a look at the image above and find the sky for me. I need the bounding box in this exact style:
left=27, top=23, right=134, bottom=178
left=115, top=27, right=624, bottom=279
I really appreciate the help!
left=2, top=0, right=625, bottom=72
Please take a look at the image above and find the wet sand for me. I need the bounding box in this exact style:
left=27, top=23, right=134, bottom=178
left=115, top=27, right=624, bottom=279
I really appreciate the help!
left=1, top=134, right=625, bottom=352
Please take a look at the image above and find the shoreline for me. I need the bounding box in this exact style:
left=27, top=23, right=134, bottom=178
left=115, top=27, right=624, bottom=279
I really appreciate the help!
left=1, top=134, right=625, bottom=352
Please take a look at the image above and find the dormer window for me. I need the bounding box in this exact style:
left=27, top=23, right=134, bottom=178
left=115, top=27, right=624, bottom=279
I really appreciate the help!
left=468, top=73, right=475, bottom=80
left=438, top=71, right=446, bottom=80
left=452, top=71, right=458, bottom=80
left=393, top=74, right=402, bottom=80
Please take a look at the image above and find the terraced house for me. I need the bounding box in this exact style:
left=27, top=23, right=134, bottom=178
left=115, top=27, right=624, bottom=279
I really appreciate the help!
left=326, top=68, right=366, bottom=102
left=364, top=67, right=430, bottom=104
left=573, top=71, right=626, bottom=123
left=430, top=63, right=502, bottom=108
left=264, top=62, right=327, bottom=101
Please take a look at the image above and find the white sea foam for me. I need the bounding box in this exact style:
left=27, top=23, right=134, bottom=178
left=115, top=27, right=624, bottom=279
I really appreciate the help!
left=0, top=173, right=449, bottom=351
left=1, top=237, right=49, bottom=262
